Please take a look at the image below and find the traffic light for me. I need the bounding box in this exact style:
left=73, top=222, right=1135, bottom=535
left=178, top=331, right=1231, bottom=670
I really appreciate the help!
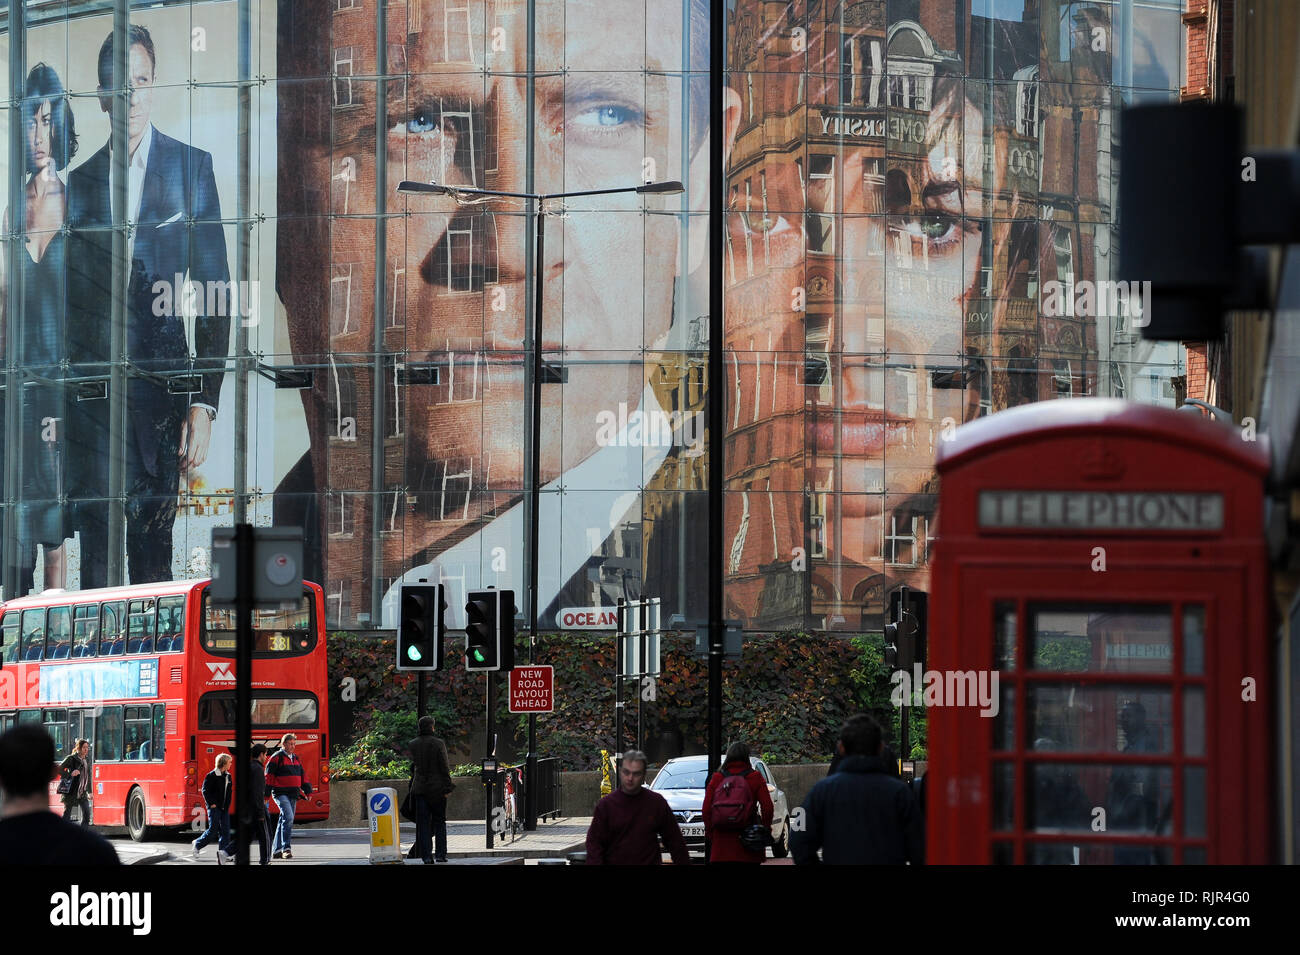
left=397, top=584, right=446, bottom=671
left=465, top=589, right=516, bottom=672
left=887, top=589, right=927, bottom=671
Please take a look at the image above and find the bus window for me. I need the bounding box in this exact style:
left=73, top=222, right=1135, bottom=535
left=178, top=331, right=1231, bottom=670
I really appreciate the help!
left=157, top=596, right=185, bottom=653
left=198, top=691, right=319, bottom=729
left=127, top=600, right=156, bottom=654
left=151, top=704, right=166, bottom=761
left=42, top=709, right=69, bottom=755
left=95, top=705, right=123, bottom=761
left=72, top=605, right=98, bottom=658
left=47, top=607, right=72, bottom=660
left=0, top=713, right=14, bottom=734
left=204, top=592, right=316, bottom=656
left=123, top=706, right=151, bottom=760
left=1, top=613, right=18, bottom=665
left=21, top=609, right=45, bottom=661
left=17, top=710, right=40, bottom=726
left=99, top=601, right=126, bottom=656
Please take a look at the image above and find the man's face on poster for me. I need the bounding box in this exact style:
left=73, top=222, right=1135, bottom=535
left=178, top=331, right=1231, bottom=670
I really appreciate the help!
left=726, top=58, right=990, bottom=566
left=283, top=0, right=699, bottom=554
left=97, top=43, right=155, bottom=148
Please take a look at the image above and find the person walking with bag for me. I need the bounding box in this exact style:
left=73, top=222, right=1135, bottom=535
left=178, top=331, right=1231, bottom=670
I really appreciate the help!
left=266, top=733, right=312, bottom=860
left=407, top=716, right=453, bottom=863
left=58, top=739, right=92, bottom=826
left=702, top=741, right=774, bottom=865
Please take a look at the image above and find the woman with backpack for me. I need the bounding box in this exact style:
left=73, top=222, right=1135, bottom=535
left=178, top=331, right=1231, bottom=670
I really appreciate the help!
left=702, top=741, right=774, bottom=865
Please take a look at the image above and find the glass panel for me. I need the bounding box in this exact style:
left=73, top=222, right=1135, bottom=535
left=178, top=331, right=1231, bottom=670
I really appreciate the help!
left=204, top=594, right=314, bottom=656
left=157, top=596, right=186, bottom=653
left=992, top=842, right=1014, bottom=865
left=1183, top=605, right=1205, bottom=675
left=21, top=609, right=45, bottom=661
left=198, top=692, right=319, bottom=729
left=47, top=607, right=72, bottom=658
left=152, top=705, right=167, bottom=762
left=100, top=602, right=126, bottom=656
left=995, top=601, right=1016, bottom=671
left=1183, top=847, right=1207, bottom=864
left=94, top=706, right=122, bottom=762
left=72, top=605, right=99, bottom=658
left=1, top=614, right=18, bottom=664
left=993, top=683, right=1016, bottom=751
left=1184, top=766, right=1206, bottom=838
left=1026, top=842, right=1172, bottom=865
left=1028, top=685, right=1172, bottom=754
left=1027, top=763, right=1173, bottom=853
left=1030, top=604, right=1172, bottom=673
left=993, top=762, right=1015, bottom=831
left=124, top=709, right=151, bottom=761
left=1184, top=687, right=1205, bottom=757
left=42, top=709, right=68, bottom=756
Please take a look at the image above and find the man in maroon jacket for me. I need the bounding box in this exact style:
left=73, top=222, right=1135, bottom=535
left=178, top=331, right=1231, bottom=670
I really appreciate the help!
left=586, top=751, right=690, bottom=865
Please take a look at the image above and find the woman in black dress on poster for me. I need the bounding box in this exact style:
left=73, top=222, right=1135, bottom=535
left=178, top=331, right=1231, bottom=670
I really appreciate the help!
left=1, top=63, right=78, bottom=596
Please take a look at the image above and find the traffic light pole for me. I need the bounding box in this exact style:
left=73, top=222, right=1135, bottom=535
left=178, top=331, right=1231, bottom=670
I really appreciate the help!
left=233, top=524, right=253, bottom=867
left=522, top=198, right=545, bottom=833
left=899, top=586, right=910, bottom=762
left=484, top=673, right=496, bottom=851
left=707, top=0, right=725, bottom=784
left=417, top=672, right=427, bottom=719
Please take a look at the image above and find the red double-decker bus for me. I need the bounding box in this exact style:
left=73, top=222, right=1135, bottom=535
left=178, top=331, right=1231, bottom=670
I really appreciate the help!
left=0, top=579, right=330, bottom=841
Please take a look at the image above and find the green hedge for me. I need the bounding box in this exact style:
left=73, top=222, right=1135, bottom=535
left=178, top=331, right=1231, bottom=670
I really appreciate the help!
left=327, top=629, right=925, bottom=775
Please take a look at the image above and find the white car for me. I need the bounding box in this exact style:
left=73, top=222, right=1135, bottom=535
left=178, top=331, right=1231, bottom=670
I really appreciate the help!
left=648, top=755, right=790, bottom=858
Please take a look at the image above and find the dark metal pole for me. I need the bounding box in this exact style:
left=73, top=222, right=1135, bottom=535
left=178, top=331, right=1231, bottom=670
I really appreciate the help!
left=107, top=3, right=129, bottom=587
left=369, top=0, right=388, bottom=625
left=523, top=206, right=544, bottom=831
left=232, top=0, right=251, bottom=527
left=899, top=585, right=910, bottom=763
left=521, top=0, right=539, bottom=836
left=417, top=671, right=427, bottom=719
left=3, top=0, right=25, bottom=601
left=234, top=523, right=253, bottom=865
left=615, top=598, right=625, bottom=759
left=707, top=0, right=725, bottom=779
left=484, top=674, right=495, bottom=850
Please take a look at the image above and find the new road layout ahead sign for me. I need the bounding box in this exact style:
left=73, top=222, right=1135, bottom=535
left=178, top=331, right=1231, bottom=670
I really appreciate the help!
left=509, top=666, right=554, bottom=714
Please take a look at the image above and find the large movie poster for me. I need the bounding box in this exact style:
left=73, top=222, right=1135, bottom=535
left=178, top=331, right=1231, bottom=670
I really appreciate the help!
left=0, top=1, right=279, bottom=600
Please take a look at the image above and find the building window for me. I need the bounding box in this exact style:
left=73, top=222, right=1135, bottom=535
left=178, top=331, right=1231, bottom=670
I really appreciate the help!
left=333, top=47, right=357, bottom=108
left=387, top=264, right=406, bottom=328
left=328, top=360, right=357, bottom=440
left=484, top=95, right=499, bottom=174
left=335, top=0, right=360, bottom=9
left=384, top=356, right=403, bottom=437
left=330, top=264, right=355, bottom=336
left=840, top=38, right=855, bottom=104
left=1015, top=68, right=1039, bottom=137
left=388, top=43, right=408, bottom=100
left=328, top=494, right=354, bottom=537
left=422, top=459, right=472, bottom=521
left=327, top=579, right=352, bottom=623
left=382, top=487, right=405, bottom=534
left=444, top=351, right=479, bottom=403
left=807, top=154, right=835, bottom=255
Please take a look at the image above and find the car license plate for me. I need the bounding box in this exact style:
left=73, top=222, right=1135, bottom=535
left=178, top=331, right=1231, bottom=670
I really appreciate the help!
left=680, top=825, right=706, bottom=837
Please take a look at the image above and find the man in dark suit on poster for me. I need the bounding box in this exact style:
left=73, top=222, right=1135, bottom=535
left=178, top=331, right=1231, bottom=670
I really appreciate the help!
left=68, top=24, right=230, bottom=587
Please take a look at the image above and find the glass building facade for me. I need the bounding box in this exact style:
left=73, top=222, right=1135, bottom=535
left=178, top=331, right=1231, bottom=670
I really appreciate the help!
left=0, top=0, right=1181, bottom=633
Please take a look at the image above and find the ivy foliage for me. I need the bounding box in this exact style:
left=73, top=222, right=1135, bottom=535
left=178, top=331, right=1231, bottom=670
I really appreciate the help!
left=328, top=628, right=926, bottom=774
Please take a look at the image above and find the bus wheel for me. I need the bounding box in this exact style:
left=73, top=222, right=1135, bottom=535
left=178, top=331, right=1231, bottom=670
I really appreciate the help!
left=126, top=788, right=150, bottom=843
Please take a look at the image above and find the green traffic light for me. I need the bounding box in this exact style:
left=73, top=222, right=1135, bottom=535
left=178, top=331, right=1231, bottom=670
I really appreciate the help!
left=407, top=644, right=423, bottom=662
left=472, top=649, right=485, bottom=663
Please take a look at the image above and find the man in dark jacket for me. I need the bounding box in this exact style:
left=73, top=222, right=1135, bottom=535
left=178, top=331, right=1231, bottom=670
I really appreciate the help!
left=193, top=753, right=235, bottom=864
left=586, top=750, right=690, bottom=865
left=407, top=716, right=453, bottom=863
left=0, top=727, right=119, bottom=865
left=792, top=715, right=923, bottom=865
left=249, top=743, right=271, bottom=865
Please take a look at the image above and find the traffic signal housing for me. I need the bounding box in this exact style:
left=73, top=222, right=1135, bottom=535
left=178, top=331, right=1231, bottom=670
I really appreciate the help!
left=465, top=589, right=516, bottom=672
left=397, top=584, right=446, bottom=671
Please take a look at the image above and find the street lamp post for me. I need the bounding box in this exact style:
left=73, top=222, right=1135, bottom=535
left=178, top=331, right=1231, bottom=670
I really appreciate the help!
left=396, top=178, right=683, bottom=830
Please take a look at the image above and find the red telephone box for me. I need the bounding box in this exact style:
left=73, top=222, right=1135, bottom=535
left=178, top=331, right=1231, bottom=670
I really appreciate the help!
left=928, top=399, right=1272, bottom=864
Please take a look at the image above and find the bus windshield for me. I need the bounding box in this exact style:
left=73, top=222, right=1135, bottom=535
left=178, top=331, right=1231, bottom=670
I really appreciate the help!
left=203, top=593, right=316, bottom=657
